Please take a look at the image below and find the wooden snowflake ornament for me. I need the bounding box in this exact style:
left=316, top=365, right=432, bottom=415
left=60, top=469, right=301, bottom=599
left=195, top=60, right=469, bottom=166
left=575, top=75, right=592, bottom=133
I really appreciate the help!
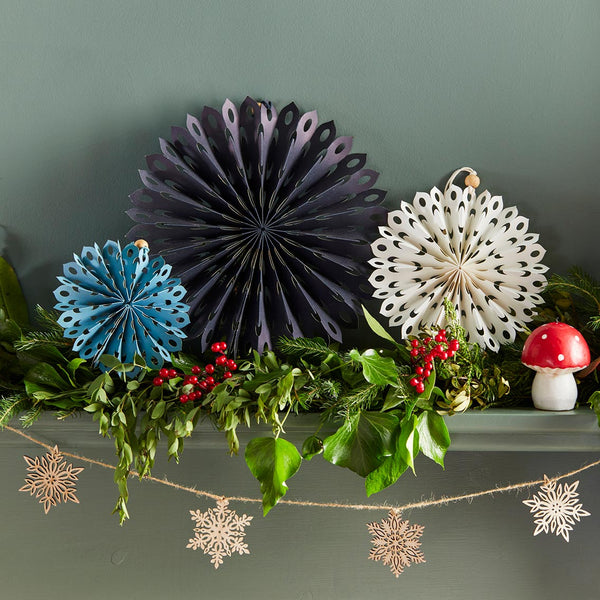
left=19, top=446, right=83, bottom=513
left=367, top=510, right=425, bottom=577
left=187, top=499, right=253, bottom=569
left=523, top=476, right=590, bottom=542
left=369, top=167, right=548, bottom=351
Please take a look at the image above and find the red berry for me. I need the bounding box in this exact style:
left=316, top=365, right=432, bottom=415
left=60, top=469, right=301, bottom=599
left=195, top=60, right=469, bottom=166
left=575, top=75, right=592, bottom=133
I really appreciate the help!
left=215, top=355, right=227, bottom=367
left=424, top=337, right=432, bottom=345
left=434, top=344, right=443, bottom=354
left=439, top=351, right=448, bottom=360
left=179, top=394, right=189, bottom=403
left=219, top=342, right=227, bottom=352
left=425, top=361, right=433, bottom=371
left=205, top=364, right=215, bottom=374
left=226, top=359, right=237, bottom=370
left=211, top=342, right=222, bottom=353
left=410, top=348, right=419, bottom=358
left=423, top=369, right=431, bottom=378
left=410, top=339, right=419, bottom=348
left=191, top=365, right=201, bottom=374
left=449, top=339, right=460, bottom=351
left=223, top=371, right=233, bottom=379
left=198, top=381, right=208, bottom=391
left=438, top=329, right=446, bottom=338
left=434, top=334, right=444, bottom=343
left=415, top=366, right=424, bottom=375
left=409, top=377, right=419, bottom=387
left=205, top=376, right=215, bottom=386
left=152, top=377, right=164, bottom=387
left=159, top=368, right=169, bottom=378
left=168, top=369, right=178, bottom=379
left=447, top=349, right=455, bottom=358
left=416, top=383, right=425, bottom=394
left=187, top=375, right=198, bottom=385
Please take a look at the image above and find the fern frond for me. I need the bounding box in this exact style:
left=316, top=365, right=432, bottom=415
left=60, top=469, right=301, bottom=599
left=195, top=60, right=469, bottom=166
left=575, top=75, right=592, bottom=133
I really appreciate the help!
left=277, top=336, right=340, bottom=363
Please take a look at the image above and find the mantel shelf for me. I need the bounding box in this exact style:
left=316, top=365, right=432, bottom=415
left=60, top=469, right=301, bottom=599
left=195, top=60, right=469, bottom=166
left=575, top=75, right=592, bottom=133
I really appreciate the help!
left=2, top=408, right=599, bottom=453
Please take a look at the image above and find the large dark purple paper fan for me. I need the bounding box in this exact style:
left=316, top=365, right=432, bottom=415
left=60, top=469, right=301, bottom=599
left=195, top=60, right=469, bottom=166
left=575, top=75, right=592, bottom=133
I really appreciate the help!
left=127, top=97, right=386, bottom=354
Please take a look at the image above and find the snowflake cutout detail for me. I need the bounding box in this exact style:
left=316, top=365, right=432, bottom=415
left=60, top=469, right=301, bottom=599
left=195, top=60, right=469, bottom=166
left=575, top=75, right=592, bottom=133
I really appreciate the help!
left=19, top=446, right=84, bottom=514
left=367, top=510, right=426, bottom=577
left=186, top=499, right=253, bottom=569
left=523, top=476, right=590, bottom=542
left=369, top=182, right=547, bottom=351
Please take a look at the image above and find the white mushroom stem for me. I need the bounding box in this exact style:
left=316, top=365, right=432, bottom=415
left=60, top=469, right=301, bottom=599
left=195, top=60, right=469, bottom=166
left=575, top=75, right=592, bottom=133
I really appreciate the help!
left=530, top=369, right=578, bottom=411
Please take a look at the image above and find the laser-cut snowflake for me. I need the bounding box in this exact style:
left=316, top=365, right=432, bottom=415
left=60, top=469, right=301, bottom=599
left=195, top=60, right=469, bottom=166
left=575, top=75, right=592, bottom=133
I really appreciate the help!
left=523, top=476, right=590, bottom=542
left=367, top=510, right=425, bottom=577
left=19, top=446, right=84, bottom=514
left=186, top=499, right=253, bottom=569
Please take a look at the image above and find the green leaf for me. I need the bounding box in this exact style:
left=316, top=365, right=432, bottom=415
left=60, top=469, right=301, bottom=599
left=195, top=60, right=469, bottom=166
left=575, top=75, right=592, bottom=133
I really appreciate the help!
left=301, top=435, right=323, bottom=461
left=322, top=411, right=398, bottom=477
left=0, top=257, right=29, bottom=325
left=151, top=401, right=166, bottom=420
left=416, top=411, right=450, bottom=468
left=66, top=358, right=86, bottom=377
left=348, top=348, right=398, bottom=386
left=397, top=413, right=419, bottom=473
left=99, top=354, right=122, bottom=370
left=245, top=437, right=302, bottom=515
left=589, top=391, right=600, bottom=427
left=365, top=448, right=409, bottom=496
left=361, top=305, right=397, bottom=345
left=24, top=362, right=70, bottom=392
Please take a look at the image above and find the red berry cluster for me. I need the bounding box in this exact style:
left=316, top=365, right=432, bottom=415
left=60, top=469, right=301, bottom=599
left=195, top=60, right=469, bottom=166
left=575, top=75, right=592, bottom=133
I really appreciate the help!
left=407, top=329, right=460, bottom=394
left=151, top=341, right=238, bottom=403
left=152, top=368, right=179, bottom=387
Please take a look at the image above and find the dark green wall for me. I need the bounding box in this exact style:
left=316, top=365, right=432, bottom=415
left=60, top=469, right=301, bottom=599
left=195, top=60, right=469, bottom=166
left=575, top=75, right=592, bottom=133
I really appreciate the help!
left=1, top=2, right=599, bottom=598
left=0, top=1, right=599, bottom=309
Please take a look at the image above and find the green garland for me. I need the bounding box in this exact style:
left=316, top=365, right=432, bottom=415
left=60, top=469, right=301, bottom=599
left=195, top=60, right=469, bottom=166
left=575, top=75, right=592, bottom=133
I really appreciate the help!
left=1, top=264, right=600, bottom=523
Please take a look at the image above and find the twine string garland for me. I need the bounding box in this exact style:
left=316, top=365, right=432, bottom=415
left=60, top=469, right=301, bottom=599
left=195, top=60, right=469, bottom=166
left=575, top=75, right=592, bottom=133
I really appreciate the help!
left=5, top=424, right=600, bottom=512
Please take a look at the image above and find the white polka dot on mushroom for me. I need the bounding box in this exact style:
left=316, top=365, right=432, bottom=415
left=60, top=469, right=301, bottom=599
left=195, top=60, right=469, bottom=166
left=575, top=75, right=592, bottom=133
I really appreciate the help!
left=541, top=334, right=548, bottom=339
left=558, top=354, right=564, bottom=361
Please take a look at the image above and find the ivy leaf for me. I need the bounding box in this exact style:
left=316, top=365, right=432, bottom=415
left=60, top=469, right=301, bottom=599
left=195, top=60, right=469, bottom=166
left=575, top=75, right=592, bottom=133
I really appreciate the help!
left=365, top=447, right=409, bottom=496
left=417, top=411, right=450, bottom=468
left=348, top=349, right=398, bottom=386
left=323, top=411, right=398, bottom=477
left=301, top=435, right=323, bottom=461
left=397, top=413, right=420, bottom=474
left=245, top=437, right=302, bottom=515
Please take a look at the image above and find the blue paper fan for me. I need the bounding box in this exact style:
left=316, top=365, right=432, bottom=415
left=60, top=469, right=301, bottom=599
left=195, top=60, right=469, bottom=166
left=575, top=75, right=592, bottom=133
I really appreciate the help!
left=53, top=240, right=190, bottom=372
left=127, top=97, right=387, bottom=354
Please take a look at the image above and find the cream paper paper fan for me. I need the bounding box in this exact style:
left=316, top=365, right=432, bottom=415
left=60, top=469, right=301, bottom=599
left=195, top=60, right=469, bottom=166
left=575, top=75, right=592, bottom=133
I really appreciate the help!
left=368, top=168, right=548, bottom=351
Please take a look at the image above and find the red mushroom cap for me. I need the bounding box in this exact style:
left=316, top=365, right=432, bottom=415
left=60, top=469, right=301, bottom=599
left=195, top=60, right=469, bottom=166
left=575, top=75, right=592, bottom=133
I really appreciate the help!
left=522, top=322, right=590, bottom=373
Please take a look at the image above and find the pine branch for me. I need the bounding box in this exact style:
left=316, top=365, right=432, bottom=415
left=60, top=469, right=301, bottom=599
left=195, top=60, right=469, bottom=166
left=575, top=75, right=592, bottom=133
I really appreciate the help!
left=0, top=394, right=29, bottom=427
left=15, top=329, right=71, bottom=351
left=33, top=305, right=64, bottom=334
left=277, top=336, right=340, bottom=363
left=20, top=405, right=44, bottom=428
left=546, top=269, right=600, bottom=314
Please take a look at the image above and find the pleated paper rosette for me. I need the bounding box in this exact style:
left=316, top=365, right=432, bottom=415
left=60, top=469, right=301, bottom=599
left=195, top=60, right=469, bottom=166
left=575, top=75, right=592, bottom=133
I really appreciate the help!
left=54, top=240, right=190, bottom=371
left=369, top=168, right=548, bottom=351
left=127, top=97, right=387, bottom=354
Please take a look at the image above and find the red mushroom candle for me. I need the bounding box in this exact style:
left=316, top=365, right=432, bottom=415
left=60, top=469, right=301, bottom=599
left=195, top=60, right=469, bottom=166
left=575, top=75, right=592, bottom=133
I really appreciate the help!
left=521, top=323, right=590, bottom=411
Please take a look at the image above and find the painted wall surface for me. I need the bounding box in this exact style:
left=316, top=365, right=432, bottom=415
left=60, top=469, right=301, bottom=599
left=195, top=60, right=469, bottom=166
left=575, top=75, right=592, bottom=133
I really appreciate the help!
left=1, top=418, right=600, bottom=599
left=0, top=2, right=599, bottom=598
